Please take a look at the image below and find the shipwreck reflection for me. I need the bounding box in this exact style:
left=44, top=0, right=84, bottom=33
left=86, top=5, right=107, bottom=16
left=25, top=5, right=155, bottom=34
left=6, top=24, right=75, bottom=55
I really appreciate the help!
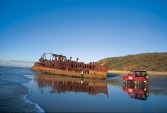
left=122, top=83, right=149, bottom=100
left=34, top=74, right=108, bottom=96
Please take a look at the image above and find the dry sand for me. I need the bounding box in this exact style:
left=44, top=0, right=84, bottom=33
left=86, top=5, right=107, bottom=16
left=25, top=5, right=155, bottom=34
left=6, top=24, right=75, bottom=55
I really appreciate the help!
left=108, top=70, right=167, bottom=75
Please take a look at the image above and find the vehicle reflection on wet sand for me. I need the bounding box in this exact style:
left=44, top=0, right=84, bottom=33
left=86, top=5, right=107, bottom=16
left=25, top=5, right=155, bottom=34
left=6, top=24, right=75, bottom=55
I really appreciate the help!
left=34, top=74, right=108, bottom=96
left=122, top=83, right=149, bottom=100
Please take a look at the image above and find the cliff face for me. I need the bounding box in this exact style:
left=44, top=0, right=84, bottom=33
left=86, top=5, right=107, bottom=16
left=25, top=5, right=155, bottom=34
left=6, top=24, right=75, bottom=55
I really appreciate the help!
left=97, top=52, right=167, bottom=72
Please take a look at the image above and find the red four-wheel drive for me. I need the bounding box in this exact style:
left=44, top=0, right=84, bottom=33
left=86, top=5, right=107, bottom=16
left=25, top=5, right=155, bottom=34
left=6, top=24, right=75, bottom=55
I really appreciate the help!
left=122, top=70, right=149, bottom=84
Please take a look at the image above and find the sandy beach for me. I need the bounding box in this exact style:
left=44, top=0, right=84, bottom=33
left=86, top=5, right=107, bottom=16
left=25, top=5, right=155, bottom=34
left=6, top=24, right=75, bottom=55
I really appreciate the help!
left=1, top=66, right=167, bottom=112
left=108, top=70, right=167, bottom=75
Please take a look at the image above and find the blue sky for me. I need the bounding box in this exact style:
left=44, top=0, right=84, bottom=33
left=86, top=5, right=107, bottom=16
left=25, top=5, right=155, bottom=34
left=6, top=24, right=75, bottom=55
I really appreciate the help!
left=0, top=0, right=167, bottom=66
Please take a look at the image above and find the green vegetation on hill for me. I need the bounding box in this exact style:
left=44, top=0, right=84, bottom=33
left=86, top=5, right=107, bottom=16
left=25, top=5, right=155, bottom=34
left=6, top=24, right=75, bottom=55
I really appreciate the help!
left=97, top=52, right=167, bottom=72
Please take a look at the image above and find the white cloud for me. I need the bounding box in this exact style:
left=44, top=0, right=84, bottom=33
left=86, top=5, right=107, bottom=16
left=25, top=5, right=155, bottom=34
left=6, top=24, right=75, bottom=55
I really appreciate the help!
left=0, top=59, right=35, bottom=67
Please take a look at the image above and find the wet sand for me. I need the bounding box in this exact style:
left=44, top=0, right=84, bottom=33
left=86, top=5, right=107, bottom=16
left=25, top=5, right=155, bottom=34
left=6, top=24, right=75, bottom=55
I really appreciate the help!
left=25, top=73, right=167, bottom=112
left=0, top=79, right=42, bottom=112
left=0, top=66, right=44, bottom=113
left=1, top=66, right=167, bottom=112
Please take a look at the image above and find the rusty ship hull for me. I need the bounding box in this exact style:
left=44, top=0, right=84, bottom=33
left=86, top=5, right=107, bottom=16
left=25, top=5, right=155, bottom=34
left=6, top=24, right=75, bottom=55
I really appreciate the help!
left=32, top=53, right=108, bottom=80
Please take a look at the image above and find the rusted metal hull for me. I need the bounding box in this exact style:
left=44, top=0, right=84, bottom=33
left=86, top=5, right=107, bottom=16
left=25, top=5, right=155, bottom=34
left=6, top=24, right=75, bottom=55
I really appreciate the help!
left=32, top=53, right=108, bottom=80
left=32, top=65, right=107, bottom=80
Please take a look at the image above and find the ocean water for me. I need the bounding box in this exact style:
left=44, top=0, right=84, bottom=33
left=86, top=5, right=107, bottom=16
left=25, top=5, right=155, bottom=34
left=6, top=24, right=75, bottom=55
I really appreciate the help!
left=0, top=66, right=44, bottom=113
left=1, top=66, right=167, bottom=112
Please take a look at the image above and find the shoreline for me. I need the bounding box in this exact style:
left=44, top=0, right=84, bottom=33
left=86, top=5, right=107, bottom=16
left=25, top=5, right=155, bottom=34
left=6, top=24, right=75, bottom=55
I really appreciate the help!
left=0, top=66, right=45, bottom=113
left=108, top=70, right=167, bottom=75
left=23, top=82, right=45, bottom=113
left=0, top=79, right=44, bottom=113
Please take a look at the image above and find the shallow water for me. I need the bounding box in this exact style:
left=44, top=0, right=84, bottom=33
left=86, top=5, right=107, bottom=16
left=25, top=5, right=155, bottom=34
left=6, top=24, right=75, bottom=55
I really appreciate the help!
left=24, top=72, right=167, bottom=112
left=0, top=66, right=44, bottom=113
left=1, top=66, right=167, bottom=112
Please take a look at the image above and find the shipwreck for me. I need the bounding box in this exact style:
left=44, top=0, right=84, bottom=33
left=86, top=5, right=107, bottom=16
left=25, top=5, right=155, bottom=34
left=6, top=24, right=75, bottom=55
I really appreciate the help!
left=32, top=53, right=108, bottom=79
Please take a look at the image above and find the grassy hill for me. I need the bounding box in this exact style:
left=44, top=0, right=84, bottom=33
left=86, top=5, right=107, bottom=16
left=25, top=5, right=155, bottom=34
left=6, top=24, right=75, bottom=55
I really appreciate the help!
left=97, top=52, right=167, bottom=72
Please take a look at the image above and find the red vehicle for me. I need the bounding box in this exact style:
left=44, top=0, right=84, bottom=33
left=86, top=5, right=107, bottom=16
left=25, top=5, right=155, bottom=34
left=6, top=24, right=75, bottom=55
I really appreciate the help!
left=122, top=84, right=149, bottom=100
left=122, top=70, right=149, bottom=84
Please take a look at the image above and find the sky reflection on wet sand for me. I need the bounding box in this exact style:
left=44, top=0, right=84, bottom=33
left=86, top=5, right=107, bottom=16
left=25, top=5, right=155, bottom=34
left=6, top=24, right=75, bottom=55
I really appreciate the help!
left=24, top=73, right=167, bottom=112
